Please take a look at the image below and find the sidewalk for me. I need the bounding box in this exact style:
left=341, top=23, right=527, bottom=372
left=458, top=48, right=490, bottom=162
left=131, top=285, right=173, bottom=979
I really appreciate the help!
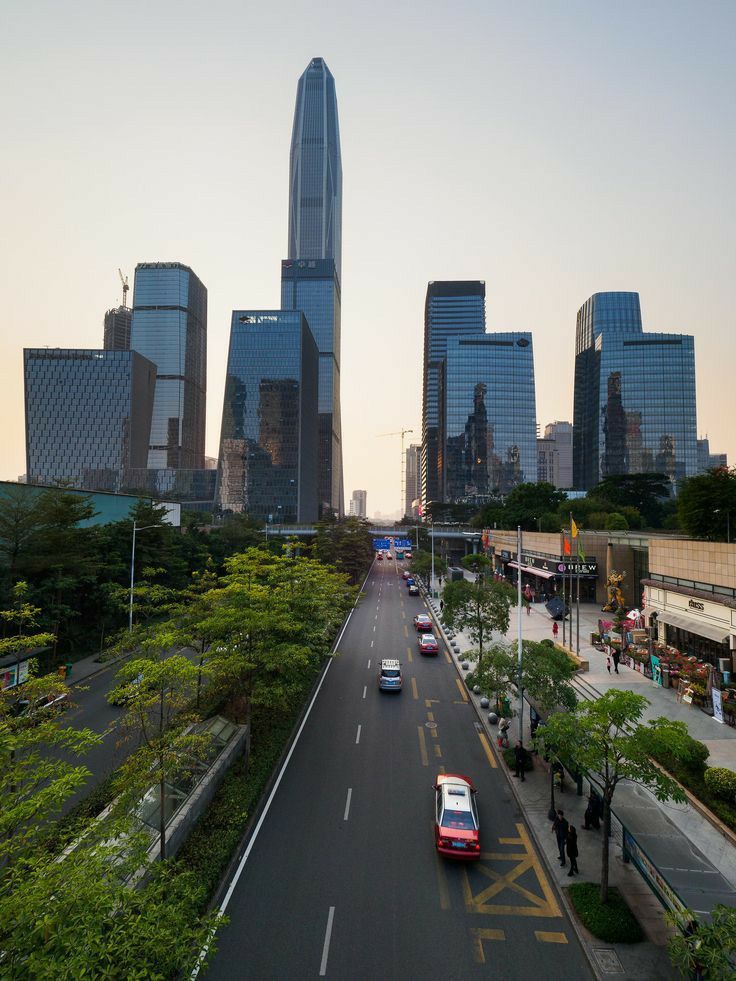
left=426, top=582, right=736, bottom=979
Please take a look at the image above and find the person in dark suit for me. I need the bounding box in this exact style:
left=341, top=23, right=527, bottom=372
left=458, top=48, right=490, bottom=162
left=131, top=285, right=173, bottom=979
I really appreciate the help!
left=552, top=810, right=568, bottom=866
left=514, top=741, right=527, bottom=781
left=566, top=826, right=579, bottom=875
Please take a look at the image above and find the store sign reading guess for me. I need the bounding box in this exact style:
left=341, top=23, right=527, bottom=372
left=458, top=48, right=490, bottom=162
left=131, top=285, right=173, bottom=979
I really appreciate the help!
left=688, top=600, right=705, bottom=611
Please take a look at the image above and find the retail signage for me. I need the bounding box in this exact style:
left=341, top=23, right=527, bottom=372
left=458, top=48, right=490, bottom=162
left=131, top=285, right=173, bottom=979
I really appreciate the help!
left=521, top=553, right=598, bottom=576
left=712, top=688, right=724, bottom=724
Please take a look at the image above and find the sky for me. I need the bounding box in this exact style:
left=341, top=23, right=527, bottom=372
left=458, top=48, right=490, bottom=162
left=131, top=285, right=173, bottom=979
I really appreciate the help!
left=1, top=0, right=734, bottom=518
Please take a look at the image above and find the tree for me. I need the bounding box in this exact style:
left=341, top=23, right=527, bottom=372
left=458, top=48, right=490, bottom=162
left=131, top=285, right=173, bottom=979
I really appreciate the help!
left=409, top=549, right=446, bottom=586
left=0, top=672, right=100, bottom=870
left=535, top=690, right=689, bottom=903
left=588, top=473, right=671, bottom=528
left=313, top=516, right=375, bottom=584
left=677, top=467, right=736, bottom=542
left=469, top=641, right=517, bottom=709
left=521, top=641, right=577, bottom=712
left=442, top=579, right=516, bottom=667
left=0, top=485, right=44, bottom=581
left=503, top=482, right=567, bottom=531
left=111, top=649, right=210, bottom=861
left=665, top=905, right=736, bottom=980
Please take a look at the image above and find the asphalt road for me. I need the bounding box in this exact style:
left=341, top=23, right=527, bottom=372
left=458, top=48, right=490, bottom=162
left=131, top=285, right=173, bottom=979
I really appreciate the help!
left=207, top=557, right=592, bottom=980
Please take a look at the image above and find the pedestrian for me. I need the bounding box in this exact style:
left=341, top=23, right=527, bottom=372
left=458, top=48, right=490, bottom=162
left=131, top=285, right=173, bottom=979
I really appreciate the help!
left=552, top=621, right=559, bottom=640
left=566, top=826, right=579, bottom=875
left=552, top=810, right=568, bottom=866
left=583, top=793, right=600, bottom=830
left=606, top=652, right=612, bottom=674
left=612, top=648, right=620, bottom=674
left=440, top=599, right=444, bottom=613
left=513, top=740, right=527, bottom=781
left=497, top=717, right=510, bottom=749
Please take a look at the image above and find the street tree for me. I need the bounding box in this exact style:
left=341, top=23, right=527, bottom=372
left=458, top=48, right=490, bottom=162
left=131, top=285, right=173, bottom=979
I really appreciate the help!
left=677, top=466, right=736, bottom=542
left=588, top=473, right=671, bottom=528
left=665, top=904, right=736, bottom=980
left=521, top=640, right=577, bottom=712
left=535, top=689, right=689, bottom=903
left=0, top=672, right=100, bottom=870
left=442, top=579, right=516, bottom=667
left=469, top=641, right=517, bottom=710
left=111, top=648, right=211, bottom=861
left=409, top=550, right=447, bottom=586
left=313, top=516, right=375, bottom=583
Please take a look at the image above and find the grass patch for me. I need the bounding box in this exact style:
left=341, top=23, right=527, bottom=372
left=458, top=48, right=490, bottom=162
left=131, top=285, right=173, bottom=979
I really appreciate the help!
left=567, top=882, right=644, bottom=943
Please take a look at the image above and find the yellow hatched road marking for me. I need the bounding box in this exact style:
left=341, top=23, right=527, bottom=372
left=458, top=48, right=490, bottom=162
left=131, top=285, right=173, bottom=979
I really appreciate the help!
left=411, top=677, right=418, bottom=700
left=425, top=699, right=439, bottom=707
left=455, top=678, right=469, bottom=702
left=417, top=726, right=429, bottom=767
left=470, top=929, right=506, bottom=963
left=478, top=732, right=497, bottom=769
left=535, top=931, right=568, bottom=944
left=461, top=823, right=562, bottom=917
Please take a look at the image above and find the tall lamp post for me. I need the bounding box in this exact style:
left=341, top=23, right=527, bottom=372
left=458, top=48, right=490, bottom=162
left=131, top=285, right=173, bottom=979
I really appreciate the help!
left=129, top=522, right=158, bottom=633
left=715, top=509, right=731, bottom=545
left=430, top=517, right=435, bottom=597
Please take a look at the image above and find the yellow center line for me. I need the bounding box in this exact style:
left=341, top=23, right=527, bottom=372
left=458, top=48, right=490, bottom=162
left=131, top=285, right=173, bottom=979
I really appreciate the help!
left=434, top=827, right=451, bottom=910
left=434, top=743, right=442, bottom=757
left=403, top=625, right=408, bottom=637
left=407, top=645, right=413, bottom=663
left=478, top=731, right=497, bottom=768
left=455, top=678, right=469, bottom=702
left=411, top=677, right=418, bottom=700
left=444, top=650, right=452, bottom=663
left=427, top=711, right=434, bottom=722
left=417, top=725, right=429, bottom=766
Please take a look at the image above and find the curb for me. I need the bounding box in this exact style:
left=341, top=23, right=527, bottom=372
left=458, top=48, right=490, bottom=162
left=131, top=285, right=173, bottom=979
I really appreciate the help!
left=427, top=602, right=605, bottom=981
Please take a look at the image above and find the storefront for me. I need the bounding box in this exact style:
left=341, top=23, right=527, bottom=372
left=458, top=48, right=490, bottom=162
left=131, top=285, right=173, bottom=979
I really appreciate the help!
left=501, top=552, right=599, bottom=603
left=644, top=581, right=735, bottom=672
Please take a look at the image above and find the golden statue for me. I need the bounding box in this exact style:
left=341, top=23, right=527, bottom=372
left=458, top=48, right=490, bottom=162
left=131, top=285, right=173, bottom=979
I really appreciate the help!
left=602, top=570, right=626, bottom=613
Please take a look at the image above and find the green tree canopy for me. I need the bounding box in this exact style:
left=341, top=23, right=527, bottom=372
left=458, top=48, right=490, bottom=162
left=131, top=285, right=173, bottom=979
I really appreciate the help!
left=588, top=473, right=671, bottom=528
left=677, top=466, right=736, bottom=542
left=535, top=689, right=690, bottom=903
left=442, top=579, right=516, bottom=666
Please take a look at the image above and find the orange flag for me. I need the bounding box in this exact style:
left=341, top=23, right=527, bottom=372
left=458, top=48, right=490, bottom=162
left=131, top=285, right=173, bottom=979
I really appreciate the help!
left=563, top=535, right=571, bottom=555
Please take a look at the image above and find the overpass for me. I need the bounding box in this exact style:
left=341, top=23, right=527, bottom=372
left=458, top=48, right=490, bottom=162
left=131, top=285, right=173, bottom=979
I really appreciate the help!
left=264, top=524, right=482, bottom=549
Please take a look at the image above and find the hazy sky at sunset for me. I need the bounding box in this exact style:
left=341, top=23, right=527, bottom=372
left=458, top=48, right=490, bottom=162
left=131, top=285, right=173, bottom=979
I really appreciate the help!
left=1, top=0, right=734, bottom=517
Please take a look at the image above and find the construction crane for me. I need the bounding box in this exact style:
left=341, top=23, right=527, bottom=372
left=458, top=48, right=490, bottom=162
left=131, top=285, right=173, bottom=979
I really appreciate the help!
left=118, top=269, right=130, bottom=308
left=376, top=428, right=414, bottom=519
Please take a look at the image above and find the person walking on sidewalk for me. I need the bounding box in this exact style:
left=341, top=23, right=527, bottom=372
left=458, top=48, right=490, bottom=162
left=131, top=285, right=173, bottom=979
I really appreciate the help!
left=514, top=741, right=527, bottom=781
left=583, top=793, right=601, bottom=831
left=612, top=647, right=621, bottom=674
left=552, top=621, right=559, bottom=641
left=606, top=652, right=612, bottom=673
left=552, top=810, right=568, bottom=866
left=566, top=826, right=579, bottom=876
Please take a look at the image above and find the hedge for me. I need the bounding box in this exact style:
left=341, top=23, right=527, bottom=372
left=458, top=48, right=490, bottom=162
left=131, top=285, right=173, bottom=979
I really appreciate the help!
left=704, top=767, right=736, bottom=804
left=652, top=736, right=736, bottom=834
left=567, top=882, right=644, bottom=943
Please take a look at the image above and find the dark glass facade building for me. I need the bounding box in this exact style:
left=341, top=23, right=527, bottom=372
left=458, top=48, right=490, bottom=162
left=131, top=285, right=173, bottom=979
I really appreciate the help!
left=421, top=281, right=486, bottom=507
left=103, top=305, right=132, bottom=351
left=285, top=57, right=343, bottom=516
left=443, top=334, right=537, bottom=500
left=281, top=259, right=341, bottom=515
left=130, top=262, right=207, bottom=470
left=573, top=292, right=697, bottom=490
left=24, top=348, right=155, bottom=489
left=216, top=311, right=318, bottom=522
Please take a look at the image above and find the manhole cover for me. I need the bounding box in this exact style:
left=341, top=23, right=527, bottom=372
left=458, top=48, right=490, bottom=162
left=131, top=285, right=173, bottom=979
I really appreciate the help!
left=592, top=948, right=624, bottom=973
left=425, top=721, right=438, bottom=729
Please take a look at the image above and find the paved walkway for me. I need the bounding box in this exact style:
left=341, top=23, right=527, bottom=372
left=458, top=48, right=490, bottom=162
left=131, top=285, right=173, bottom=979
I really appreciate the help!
left=426, top=575, right=736, bottom=979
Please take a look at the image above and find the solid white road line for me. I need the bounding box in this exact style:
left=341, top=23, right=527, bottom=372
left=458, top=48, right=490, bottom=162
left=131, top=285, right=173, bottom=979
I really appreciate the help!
left=343, top=788, right=352, bottom=821
left=355, top=724, right=361, bottom=744
left=362, top=686, right=367, bottom=699
left=367, top=659, right=371, bottom=668
left=319, top=907, right=336, bottom=976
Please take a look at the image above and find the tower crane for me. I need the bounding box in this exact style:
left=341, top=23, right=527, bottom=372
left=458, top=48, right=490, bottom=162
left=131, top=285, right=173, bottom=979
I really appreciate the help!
left=376, top=428, right=414, bottom=519
left=118, top=269, right=130, bottom=308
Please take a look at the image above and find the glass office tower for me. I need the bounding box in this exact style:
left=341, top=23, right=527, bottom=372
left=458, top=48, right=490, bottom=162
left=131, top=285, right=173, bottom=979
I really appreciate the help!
left=421, top=281, right=486, bottom=507
left=281, top=259, right=341, bottom=516
left=216, top=311, right=318, bottom=523
left=24, top=348, right=156, bottom=490
left=443, top=334, right=537, bottom=500
left=130, top=262, right=207, bottom=470
left=103, top=306, right=132, bottom=351
left=284, top=57, right=343, bottom=515
left=288, top=58, right=342, bottom=283
left=573, top=292, right=697, bottom=490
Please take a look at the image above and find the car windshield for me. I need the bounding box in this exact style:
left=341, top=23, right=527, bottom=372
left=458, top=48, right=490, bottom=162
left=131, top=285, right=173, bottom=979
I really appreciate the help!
left=423, top=635, right=436, bottom=644
left=441, top=809, right=476, bottom=830
left=381, top=669, right=400, bottom=678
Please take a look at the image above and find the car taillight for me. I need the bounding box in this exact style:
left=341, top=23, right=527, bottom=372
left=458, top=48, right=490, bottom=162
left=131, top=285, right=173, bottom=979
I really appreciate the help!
left=438, top=837, right=451, bottom=848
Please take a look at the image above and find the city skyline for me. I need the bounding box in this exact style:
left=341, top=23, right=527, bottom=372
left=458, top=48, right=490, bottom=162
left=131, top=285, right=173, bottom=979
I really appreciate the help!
left=2, top=2, right=734, bottom=514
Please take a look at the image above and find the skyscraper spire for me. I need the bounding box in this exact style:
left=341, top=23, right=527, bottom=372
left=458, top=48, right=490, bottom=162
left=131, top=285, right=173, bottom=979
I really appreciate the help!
left=288, top=57, right=342, bottom=283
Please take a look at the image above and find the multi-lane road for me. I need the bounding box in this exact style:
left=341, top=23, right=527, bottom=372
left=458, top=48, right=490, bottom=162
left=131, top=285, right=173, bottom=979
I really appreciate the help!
left=207, top=557, right=591, bottom=979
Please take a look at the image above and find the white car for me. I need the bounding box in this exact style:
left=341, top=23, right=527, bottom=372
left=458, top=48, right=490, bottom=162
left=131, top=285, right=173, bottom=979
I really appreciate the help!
left=378, top=659, right=402, bottom=692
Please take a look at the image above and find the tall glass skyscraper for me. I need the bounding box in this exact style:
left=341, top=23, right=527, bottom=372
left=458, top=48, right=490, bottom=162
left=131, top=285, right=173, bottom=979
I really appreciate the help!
left=573, top=292, right=697, bottom=490
left=216, top=311, right=318, bottom=523
left=24, top=348, right=156, bottom=489
left=103, top=306, right=132, bottom=351
left=421, top=281, right=486, bottom=507
left=443, top=334, right=537, bottom=500
left=130, top=262, right=207, bottom=470
left=284, top=58, right=343, bottom=516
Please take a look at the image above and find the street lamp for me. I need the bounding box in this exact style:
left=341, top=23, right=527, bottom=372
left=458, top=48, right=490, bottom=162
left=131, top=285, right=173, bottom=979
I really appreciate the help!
left=430, top=517, right=435, bottom=597
left=129, top=521, right=158, bottom=632
left=714, top=509, right=731, bottom=545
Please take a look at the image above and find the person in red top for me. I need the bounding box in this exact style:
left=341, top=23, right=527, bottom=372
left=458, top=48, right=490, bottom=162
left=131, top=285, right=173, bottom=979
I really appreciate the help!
left=552, top=621, right=559, bottom=640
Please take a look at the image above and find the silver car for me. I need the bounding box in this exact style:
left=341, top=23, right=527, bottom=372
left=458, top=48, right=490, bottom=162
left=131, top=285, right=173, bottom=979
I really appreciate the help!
left=378, top=659, right=402, bottom=692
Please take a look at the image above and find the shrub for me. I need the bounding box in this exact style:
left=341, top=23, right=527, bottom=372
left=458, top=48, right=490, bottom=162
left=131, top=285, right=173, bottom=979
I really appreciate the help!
left=605, top=512, right=629, bottom=531
left=704, top=767, right=736, bottom=803
left=567, top=882, right=644, bottom=943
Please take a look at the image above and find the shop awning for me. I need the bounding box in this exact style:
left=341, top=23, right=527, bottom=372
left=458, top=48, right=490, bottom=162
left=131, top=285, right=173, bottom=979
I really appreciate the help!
left=507, top=561, right=554, bottom=580
left=656, top=610, right=729, bottom=644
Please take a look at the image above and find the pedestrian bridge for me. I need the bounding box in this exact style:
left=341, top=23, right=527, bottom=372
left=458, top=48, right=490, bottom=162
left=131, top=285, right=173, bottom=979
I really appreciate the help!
left=265, top=524, right=482, bottom=544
